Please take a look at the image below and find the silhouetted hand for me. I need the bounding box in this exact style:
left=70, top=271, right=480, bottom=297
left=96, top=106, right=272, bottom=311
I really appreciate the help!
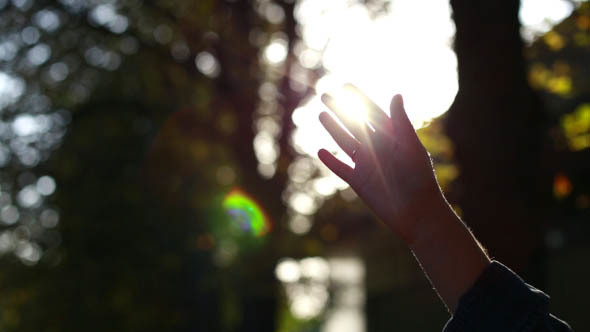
left=318, top=86, right=443, bottom=245
left=319, top=85, right=491, bottom=311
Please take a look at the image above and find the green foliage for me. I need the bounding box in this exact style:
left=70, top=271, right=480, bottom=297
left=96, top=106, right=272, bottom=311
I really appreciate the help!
left=561, top=103, right=590, bottom=151
left=526, top=3, right=590, bottom=219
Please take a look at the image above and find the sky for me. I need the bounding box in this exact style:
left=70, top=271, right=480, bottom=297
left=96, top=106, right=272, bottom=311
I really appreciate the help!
left=291, top=0, right=580, bottom=132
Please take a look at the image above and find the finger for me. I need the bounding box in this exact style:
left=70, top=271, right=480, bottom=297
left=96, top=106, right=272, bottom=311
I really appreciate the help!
left=389, top=94, right=415, bottom=137
left=318, top=149, right=354, bottom=183
left=321, top=93, right=370, bottom=142
left=344, top=83, right=391, bottom=132
left=319, top=111, right=360, bottom=159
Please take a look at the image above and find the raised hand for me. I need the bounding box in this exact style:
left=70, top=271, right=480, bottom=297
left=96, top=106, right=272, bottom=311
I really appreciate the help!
left=319, top=86, right=491, bottom=311
left=318, top=86, right=444, bottom=245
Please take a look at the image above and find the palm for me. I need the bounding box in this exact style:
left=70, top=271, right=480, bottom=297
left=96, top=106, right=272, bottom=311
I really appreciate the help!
left=318, top=89, right=440, bottom=242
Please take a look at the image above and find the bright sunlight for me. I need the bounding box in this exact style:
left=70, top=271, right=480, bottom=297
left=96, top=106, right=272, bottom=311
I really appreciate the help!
left=290, top=0, right=457, bottom=173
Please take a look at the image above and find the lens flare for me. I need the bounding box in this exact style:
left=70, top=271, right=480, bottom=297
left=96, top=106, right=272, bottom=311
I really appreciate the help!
left=222, top=188, right=271, bottom=237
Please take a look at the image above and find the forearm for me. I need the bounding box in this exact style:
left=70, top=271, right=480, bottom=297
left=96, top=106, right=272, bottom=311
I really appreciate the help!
left=405, top=191, right=491, bottom=312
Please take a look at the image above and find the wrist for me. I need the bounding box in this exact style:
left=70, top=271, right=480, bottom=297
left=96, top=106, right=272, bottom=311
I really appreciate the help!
left=407, top=196, right=456, bottom=252
left=400, top=187, right=452, bottom=249
left=404, top=190, right=491, bottom=311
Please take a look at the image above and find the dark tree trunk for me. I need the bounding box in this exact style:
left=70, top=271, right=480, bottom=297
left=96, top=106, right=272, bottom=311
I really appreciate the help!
left=446, top=0, right=550, bottom=286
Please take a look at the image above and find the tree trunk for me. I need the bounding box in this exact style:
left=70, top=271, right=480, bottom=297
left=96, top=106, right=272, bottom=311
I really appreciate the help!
left=446, top=0, right=550, bottom=286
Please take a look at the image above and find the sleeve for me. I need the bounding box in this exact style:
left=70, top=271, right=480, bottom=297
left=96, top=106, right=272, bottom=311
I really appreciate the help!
left=442, top=261, right=572, bottom=332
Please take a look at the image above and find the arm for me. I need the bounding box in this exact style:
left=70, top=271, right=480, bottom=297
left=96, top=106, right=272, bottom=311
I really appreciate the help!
left=318, top=89, right=489, bottom=311
left=405, top=190, right=490, bottom=312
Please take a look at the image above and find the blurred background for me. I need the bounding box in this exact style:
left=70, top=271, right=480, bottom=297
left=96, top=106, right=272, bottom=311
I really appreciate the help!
left=0, top=0, right=588, bottom=331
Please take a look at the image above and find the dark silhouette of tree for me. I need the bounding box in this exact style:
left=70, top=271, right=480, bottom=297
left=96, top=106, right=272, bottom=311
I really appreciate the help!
left=445, top=0, right=550, bottom=284
left=446, top=2, right=589, bottom=306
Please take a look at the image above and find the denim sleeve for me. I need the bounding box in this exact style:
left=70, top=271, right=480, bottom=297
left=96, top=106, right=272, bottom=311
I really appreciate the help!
left=443, top=261, right=572, bottom=332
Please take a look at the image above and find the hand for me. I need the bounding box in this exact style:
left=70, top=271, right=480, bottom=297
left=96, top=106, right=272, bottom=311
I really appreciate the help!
left=318, top=86, right=444, bottom=245
left=319, top=86, right=490, bottom=311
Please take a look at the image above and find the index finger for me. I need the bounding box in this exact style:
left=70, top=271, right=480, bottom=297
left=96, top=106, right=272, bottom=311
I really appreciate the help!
left=321, top=93, right=372, bottom=143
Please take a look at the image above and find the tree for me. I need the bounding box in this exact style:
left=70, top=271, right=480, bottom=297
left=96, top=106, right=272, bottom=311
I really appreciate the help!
left=445, top=0, right=549, bottom=284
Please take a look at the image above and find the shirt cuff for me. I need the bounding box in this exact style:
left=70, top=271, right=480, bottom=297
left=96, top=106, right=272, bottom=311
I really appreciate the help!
left=443, top=261, right=549, bottom=332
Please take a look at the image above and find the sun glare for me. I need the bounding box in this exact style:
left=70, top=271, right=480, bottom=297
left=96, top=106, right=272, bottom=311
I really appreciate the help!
left=328, top=86, right=371, bottom=126
left=290, top=0, right=459, bottom=174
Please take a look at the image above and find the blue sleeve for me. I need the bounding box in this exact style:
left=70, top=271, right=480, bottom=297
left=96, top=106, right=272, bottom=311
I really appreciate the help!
left=443, top=261, right=572, bottom=332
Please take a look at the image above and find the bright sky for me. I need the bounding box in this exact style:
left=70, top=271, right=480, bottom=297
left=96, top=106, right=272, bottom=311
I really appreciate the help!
left=520, top=0, right=581, bottom=42
left=290, top=0, right=458, bottom=170
left=294, top=0, right=457, bottom=129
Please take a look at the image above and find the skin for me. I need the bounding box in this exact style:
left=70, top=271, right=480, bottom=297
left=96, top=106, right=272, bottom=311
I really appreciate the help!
left=318, top=86, right=490, bottom=312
